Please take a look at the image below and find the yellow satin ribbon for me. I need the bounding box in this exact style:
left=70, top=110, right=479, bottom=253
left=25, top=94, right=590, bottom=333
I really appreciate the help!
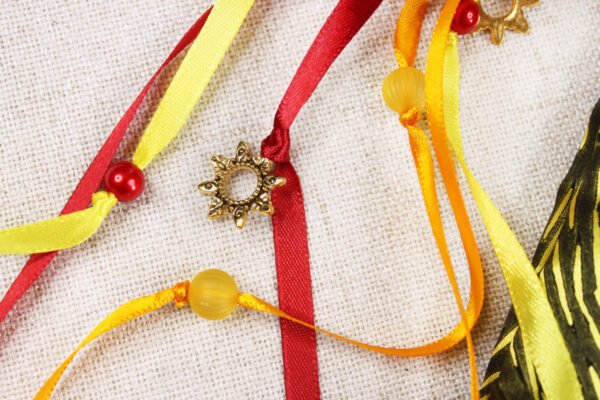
left=0, top=192, right=117, bottom=254
left=393, top=1, right=483, bottom=397
left=0, top=0, right=255, bottom=255
left=442, top=32, right=583, bottom=400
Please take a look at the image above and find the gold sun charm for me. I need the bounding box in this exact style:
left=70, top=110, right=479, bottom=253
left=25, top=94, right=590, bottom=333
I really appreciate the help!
left=475, top=0, right=539, bottom=45
left=197, top=142, right=286, bottom=229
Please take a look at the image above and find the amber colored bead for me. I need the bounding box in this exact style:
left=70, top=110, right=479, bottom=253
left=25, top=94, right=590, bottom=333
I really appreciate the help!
left=382, top=67, right=425, bottom=117
left=188, top=269, right=240, bottom=320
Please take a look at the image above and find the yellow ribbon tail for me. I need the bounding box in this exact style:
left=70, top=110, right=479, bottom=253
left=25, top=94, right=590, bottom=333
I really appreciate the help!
left=0, top=191, right=117, bottom=255
left=131, top=0, right=256, bottom=170
left=442, top=33, right=583, bottom=400
left=34, top=282, right=189, bottom=400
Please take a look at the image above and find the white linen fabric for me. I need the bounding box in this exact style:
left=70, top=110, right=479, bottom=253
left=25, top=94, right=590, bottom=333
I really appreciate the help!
left=0, top=0, right=598, bottom=398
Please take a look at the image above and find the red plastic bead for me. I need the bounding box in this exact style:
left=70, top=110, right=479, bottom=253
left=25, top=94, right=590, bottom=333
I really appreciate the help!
left=451, top=0, right=480, bottom=35
left=103, top=161, right=145, bottom=202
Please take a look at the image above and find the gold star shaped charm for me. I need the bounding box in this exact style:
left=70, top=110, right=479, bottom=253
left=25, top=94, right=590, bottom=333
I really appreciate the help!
left=197, top=142, right=286, bottom=229
left=476, top=0, right=539, bottom=45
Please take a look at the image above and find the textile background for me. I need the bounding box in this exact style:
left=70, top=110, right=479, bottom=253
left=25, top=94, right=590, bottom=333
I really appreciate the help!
left=0, top=0, right=598, bottom=398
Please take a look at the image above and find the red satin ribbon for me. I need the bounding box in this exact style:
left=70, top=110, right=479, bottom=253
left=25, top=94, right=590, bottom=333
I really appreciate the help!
left=0, top=9, right=212, bottom=324
left=261, top=1, right=382, bottom=398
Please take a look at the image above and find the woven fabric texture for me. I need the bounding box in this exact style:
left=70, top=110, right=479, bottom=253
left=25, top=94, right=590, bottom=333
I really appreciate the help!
left=0, top=0, right=599, bottom=398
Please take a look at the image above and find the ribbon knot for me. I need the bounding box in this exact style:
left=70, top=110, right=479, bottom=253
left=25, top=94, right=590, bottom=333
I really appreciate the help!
left=400, top=107, right=420, bottom=128
left=173, top=281, right=190, bottom=308
left=261, top=126, right=291, bottom=163
left=91, top=191, right=118, bottom=209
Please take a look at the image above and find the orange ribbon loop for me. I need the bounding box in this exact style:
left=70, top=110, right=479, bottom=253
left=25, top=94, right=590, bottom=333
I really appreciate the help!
left=391, top=0, right=484, bottom=397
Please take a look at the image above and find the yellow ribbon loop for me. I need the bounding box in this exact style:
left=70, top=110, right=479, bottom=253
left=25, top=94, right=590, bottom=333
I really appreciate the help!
left=34, top=282, right=189, bottom=400
left=0, top=0, right=256, bottom=255
left=0, top=192, right=117, bottom=255
left=442, top=33, right=583, bottom=400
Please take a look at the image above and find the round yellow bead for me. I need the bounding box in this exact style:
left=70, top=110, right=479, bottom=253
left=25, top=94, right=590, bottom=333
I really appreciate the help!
left=382, top=67, right=425, bottom=116
left=188, top=269, right=240, bottom=320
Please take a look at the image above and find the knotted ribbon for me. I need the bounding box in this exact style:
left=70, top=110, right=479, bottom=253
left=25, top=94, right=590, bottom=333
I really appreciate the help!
left=261, top=1, right=384, bottom=397
left=0, top=0, right=254, bottom=255
left=0, top=0, right=254, bottom=322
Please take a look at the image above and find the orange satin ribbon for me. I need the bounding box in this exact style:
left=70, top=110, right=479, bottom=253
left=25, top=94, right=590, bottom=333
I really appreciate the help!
left=239, top=292, right=471, bottom=357
left=38, top=273, right=482, bottom=399
left=393, top=0, right=484, bottom=397
left=35, top=282, right=190, bottom=400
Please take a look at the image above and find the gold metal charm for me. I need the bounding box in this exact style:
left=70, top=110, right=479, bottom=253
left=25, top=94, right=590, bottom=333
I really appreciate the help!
left=475, top=0, right=539, bottom=45
left=197, top=141, right=286, bottom=229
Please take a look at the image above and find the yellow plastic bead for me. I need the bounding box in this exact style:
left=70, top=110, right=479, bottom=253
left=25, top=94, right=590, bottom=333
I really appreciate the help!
left=188, top=269, right=240, bottom=320
left=382, top=67, right=425, bottom=116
